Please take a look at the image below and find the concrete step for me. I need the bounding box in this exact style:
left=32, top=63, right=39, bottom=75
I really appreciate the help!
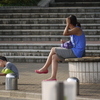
left=0, top=29, right=100, bottom=35
left=0, top=42, right=99, bottom=50
left=55, top=0, right=100, bottom=2
left=0, top=12, right=100, bottom=18
left=0, top=6, right=99, bottom=63
left=5, top=56, right=47, bottom=63
left=0, top=24, right=100, bottom=29
left=0, top=49, right=100, bottom=57
left=0, top=7, right=100, bottom=13
left=0, top=90, right=100, bottom=100
left=0, top=49, right=49, bottom=56
left=1, top=51, right=100, bottom=63
left=0, top=18, right=100, bottom=24
left=0, top=35, right=100, bottom=41
left=0, top=41, right=99, bottom=63
left=50, top=2, right=100, bottom=7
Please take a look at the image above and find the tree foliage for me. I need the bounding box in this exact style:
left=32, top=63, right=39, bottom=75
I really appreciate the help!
left=0, top=0, right=40, bottom=6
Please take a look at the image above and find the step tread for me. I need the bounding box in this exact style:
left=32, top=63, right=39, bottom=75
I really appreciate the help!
left=52, top=2, right=100, bottom=5
left=0, top=41, right=99, bottom=45
left=0, top=49, right=50, bottom=52
left=0, top=24, right=99, bottom=26
left=5, top=56, right=47, bottom=58
left=86, top=50, right=100, bottom=52
left=0, top=7, right=99, bottom=62
left=0, top=12, right=100, bottom=15
left=0, top=29, right=100, bottom=31
left=0, top=23, right=99, bottom=25
left=0, top=7, right=100, bottom=9
left=0, top=49, right=99, bottom=52
left=53, top=2, right=100, bottom=4
left=0, top=18, right=100, bottom=21
left=55, top=1, right=100, bottom=4
left=0, top=35, right=100, bottom=37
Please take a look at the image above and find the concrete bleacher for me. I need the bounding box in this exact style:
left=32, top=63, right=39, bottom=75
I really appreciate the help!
left=0, top=1, right=100, bottom=100
left=51, top=0, right=100, bottom=7
left=0, top=5, right=100, bottom=63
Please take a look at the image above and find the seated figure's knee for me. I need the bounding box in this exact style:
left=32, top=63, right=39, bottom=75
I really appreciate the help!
left=51, top=47, right=56, bottom=52
left=52, top=54, right=60, bottom=62
left=52, top=54, right=58, bottom=61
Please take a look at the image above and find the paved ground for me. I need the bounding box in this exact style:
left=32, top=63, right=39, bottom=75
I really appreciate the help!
left=0, top=63, right=100, bottom=100
left=0, top=62, right=69, bottom=93
left=0, top=97, right=26, bottom=100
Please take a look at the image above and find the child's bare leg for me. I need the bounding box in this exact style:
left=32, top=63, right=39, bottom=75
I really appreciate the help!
left=39, top=47, right=56, bottom=71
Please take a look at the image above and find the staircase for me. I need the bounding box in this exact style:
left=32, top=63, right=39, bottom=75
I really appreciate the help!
left=0, top=6, right=100, bottom=63
left=50, top=0, right=100, bottom=7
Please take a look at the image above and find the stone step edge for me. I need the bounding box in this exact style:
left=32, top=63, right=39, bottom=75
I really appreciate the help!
left=6, top=56, right=47, bottom=63
left=55, top=1, right=100, bottom=4
left=0, top=29, right=100, bottom=31
left=0, top=90, right=99, bottom=100
left=4, top=55, right=100, bottom=59
left=0, top=23, right=99, bottom=25
left=0, top=6, right=100, bottom=9
left=0, top=24, right=99, bottom=26
left=5, top=56, right=47, bottom=59
left=0, top=43, right=100, bottom=46
left=0, top=18, right=100, bottom=20
left=0, top=12, right=100, bottom=15
left=0, top=50, right=100, bottom=52
left=0, top=35, right=100, bottom=37
left=77, top=97, right=100, bottom=100
left=0, top=90, right=41, bottom=100
left=53, top=2, right=100, bottom=4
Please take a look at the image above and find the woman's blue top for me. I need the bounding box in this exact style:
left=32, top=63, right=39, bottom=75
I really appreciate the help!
left=70, top=26, right=86, bottom=58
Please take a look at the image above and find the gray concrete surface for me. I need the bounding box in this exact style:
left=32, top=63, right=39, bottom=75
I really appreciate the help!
left=0, top=97, right=27, bottom=100
left=0, top=62, right=68, bottom=98
left=0, top=63, right=100, bottom=100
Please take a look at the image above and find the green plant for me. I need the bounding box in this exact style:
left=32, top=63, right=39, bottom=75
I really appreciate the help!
left=0, top=0, right=40, bottom=6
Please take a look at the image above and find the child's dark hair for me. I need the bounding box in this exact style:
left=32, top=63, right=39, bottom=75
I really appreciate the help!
left=68, top=15, right=81, bottom=27
left=0, top=56, right=7, bottom=61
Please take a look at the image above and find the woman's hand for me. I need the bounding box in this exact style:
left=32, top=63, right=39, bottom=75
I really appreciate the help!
left=63, top=18, right=71, bottom=36
left=66, top=18, right=70, bottom=25
left=60, top=39, right=66, bottom=43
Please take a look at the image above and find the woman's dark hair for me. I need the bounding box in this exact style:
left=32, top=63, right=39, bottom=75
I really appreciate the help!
left=68, top=15, right=81, bottom=27
left=0, top=56, right=7, bottom=61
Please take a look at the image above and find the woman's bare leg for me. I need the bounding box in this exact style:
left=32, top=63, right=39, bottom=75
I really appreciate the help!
left=46, top=54, right=60, bottom=80
left=39, top=47, right=56, bottom=71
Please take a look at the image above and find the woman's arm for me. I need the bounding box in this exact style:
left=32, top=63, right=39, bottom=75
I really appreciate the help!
left=63, top=18, right=70, bottom=36
left=63, top=18, right=81, bottom=36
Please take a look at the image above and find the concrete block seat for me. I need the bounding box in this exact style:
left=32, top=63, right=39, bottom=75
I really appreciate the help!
left=65, top=57, right=100, bottom=83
